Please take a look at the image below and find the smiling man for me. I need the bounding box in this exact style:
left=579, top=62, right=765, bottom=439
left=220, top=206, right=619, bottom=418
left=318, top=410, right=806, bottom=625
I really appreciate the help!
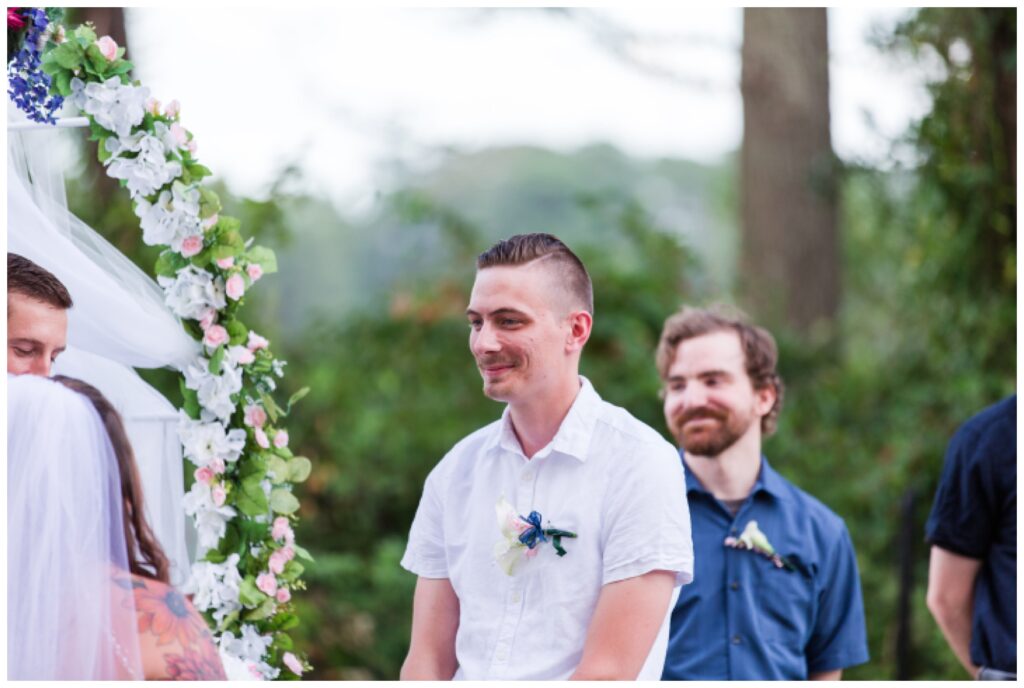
left=656, top=305, right=869, bottom=680
left=400, top=233, right=693, bottom=680
left=7, top=253, right=72, bottom=377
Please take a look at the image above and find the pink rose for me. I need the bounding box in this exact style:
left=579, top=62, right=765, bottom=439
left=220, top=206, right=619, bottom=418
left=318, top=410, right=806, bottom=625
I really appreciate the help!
left=179, top=235, right=203, bottom=258
left=269, top=550, right=288, bottom=574
left=145, top=97, right=161, bottom=116
left=230, top=345, right=255, bottom=366
left=202, top=214, right=219, bottom=230
left=186, top=139, right=198, bottom=155
left=165, top=99, right=180, bottom=118
left=212, top=485, right=227, bottom=507
left=256, top=572, right=277, bottom=597
left=247, top=332, right=269, bottom=351
left=280, top=546, right=295, bottom=562
left=276, top=588, right=291, bottom=604
left=169, top=122, right=188, bottom=147
left=272, top=516, right=293, bottom=542
left=96, top=35, right=118, bottom=61
left=194, top=466, right=214, bottom=485
left=244, top=403, right=267, bottom=428
left=254, top=427, right=270, bottom=449
left=210, top=457, right=226, bottom=475
left=248, top=664, right=262, bottom=680
left=283, top=652, right=303, bottom=676
left=273, top=430, right=289, bottom=448
left=246, top=264, right=264, bottom=282
left=216, top=256, right=234, bottom=269
left=198, top=308, right=217, bottom=332
left=203, top=324, right=229, bottom=348
left=225, top=273, right=245, bottom=301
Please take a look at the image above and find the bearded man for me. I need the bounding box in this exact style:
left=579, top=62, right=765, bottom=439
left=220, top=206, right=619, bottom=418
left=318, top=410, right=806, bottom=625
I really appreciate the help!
left=656, top=305, right=868, bottom=680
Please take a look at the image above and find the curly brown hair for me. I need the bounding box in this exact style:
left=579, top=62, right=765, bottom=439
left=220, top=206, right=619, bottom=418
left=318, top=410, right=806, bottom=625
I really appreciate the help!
left=52, top=376, right=171, bottom=583
left=655, top=304, right=785, bottom=436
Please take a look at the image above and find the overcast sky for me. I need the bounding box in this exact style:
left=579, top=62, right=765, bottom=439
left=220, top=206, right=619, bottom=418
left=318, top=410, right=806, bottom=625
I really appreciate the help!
left=127, top=7, right=929, bottom=208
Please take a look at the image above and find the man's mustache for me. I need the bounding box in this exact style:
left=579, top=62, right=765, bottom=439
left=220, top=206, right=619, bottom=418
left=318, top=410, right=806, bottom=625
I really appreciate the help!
left=673, top=406, right=727, bottom=428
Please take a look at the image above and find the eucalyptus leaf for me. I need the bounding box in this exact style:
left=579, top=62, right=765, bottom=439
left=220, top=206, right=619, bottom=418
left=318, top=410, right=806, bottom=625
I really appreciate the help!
left=288, top=457, right=312, bottom=483
left=247, top=245, right=279, bottom=274
left=269, top=489, right=300, bottom=515
left=266, top=456, right=290, bottom=484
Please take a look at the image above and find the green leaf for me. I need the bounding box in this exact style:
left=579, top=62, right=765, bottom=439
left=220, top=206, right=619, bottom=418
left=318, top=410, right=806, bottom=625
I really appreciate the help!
left=211, top=244, right=240, bottom=260
left=236, top=477, right=269, bottom=517
left=292, top=544, right=315, bottom=563
left=75, top=24, right=98, bottom=43
left=154, top=250, right=188, bottom=278
left=226, top=319, right=248, bottom=345
left=246, top=245, right=279, bottom=274
left=108, top=59, right=133, bottom=77
left=52, top=43, right=82, bottom=70
left=266, top=456, right=290, bottom=484
left=96, top=137, right=112, bottom=163
left=239, top=576, right=264, bottom=607
left=217, top=609, right=240, bottom=633
left=274, top=445, right=293, bottom=459
left=259, top=391, right=284, bottom=423
left=204, top=549, right=228, bottom=564
left=274, top=615, right=300, bottom=632
left=269, top=488, right=300, bottom=515
left=208, top=345, right=225, bottom=375
left=214, top=216, right=241, bottom=235
left=199, top=188, right=222, bottom=219
left=188, top=163, right=212, bottom=181
left=85, top=43, right=108, bottom=75
left=287, top=386, right=310, bottom=410
left=179, top=379, right=200, bottom=420
left=280, top=560, right=305, bottom=582
left=288, top=457, right=312, bottom=483
left=239, top=455, right=268, bottom=481
left=243, top=597, right=277, bottom=621
left=220, top=228, right=245, bottom=250
left=54, top=70, right=72, bottom=97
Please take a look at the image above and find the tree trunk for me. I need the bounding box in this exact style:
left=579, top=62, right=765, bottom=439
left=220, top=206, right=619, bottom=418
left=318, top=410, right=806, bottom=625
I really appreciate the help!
left=740, top=8, right=839, bottom=337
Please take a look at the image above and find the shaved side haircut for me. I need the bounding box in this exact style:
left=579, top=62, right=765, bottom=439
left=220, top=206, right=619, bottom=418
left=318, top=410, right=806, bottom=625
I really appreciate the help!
left=476, top=233, right=593, bottom=315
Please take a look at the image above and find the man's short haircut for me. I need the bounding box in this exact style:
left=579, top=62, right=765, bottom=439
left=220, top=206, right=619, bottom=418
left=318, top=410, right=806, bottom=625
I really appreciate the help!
left=7, top=253, right=73, bottom=310
left=476, top=233, right=594, bottom=314
left=656, top=304, right=784, bottom=436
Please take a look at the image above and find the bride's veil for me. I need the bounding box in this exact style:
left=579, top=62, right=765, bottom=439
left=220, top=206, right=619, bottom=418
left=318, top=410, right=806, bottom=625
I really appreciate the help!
left=7, top=106, right=200, bottom=586
left=8, top=374, right=144, bottom=679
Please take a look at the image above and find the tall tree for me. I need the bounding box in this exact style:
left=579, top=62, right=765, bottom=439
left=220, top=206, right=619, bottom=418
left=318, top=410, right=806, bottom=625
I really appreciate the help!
left=740, top=9, right=838, bottom=337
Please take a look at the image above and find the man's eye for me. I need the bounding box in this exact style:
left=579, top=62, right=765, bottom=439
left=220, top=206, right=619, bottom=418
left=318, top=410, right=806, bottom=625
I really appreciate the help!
left=468, top=320, right=482, bottom=330
left=14, top=348, right=34, bottom=357
left=500, top=318, right=520, bottom=327
left=667, top=382, right=684, bottom=393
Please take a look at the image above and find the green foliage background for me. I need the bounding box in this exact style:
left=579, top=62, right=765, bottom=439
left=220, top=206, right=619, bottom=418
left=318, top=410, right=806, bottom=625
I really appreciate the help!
left=62, top=8, right=1013, bottom=680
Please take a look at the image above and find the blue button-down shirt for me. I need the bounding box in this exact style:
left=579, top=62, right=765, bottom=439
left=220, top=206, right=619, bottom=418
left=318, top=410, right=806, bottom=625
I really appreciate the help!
left=662, top=455, right=869, bottom=680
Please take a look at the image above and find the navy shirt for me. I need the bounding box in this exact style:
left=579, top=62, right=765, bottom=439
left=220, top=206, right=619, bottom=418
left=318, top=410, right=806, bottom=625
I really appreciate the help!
left=925, top=395, right=1016, bottom=673
left=662, top=456, right=869, bottom=680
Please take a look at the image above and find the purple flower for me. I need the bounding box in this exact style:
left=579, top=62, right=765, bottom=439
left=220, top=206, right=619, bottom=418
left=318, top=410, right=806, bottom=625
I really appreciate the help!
left=7, top=8, right=64, bottom=124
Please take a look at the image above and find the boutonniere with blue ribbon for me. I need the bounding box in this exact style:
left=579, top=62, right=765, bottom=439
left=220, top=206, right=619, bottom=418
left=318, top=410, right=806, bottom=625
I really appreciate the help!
left=724, top=520, right=797, bottom=572
left=494, top=496, right=577, bottom=576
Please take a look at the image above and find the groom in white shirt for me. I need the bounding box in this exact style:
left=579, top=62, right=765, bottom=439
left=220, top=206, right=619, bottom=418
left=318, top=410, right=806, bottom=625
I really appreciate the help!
left=400, top=233, right=693, bottom=680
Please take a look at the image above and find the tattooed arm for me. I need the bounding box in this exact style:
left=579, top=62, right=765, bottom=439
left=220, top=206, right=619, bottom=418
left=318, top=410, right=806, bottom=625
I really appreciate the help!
left=130, top=574, right=227, bottom=680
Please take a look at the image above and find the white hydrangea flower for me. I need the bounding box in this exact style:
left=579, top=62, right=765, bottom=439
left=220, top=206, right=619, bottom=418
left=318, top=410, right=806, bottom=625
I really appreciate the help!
left=178, top=411, right=247, bottom=467
left=219, top=625, right=279, bottom=680
left=183, top=356, right=243, bottom=423
left=182, top=481, right=237, bottom=551
left=158, top=266, right=226, bottom=320
left=185, top=553, right=242, bottom=623
left=134, top=180, right=202, bottom=249
left=70, top=76, right=148, bottom=138
left=105, top=130, right=183, bottom=199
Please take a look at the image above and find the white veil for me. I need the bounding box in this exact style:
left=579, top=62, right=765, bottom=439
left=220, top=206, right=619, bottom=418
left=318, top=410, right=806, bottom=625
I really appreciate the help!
left=7, top=374, right=144, bottom=679
left=7, top=108, right=200, bottom=586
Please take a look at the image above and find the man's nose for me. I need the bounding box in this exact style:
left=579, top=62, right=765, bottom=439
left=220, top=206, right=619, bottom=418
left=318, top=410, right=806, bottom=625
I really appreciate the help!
left=471, top=322, right=500, bottom=356
left=680, top=383, right=709, bottom=411
left=29, top=356, right=52, bottom=377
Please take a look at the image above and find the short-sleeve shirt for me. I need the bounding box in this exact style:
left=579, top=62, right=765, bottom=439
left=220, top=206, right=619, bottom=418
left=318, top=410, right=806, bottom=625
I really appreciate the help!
left=401, top=377, right=694, bottom=680
left=662, top=455, right=869, bottom=680
left=925, top=395, right=1016, bottom=673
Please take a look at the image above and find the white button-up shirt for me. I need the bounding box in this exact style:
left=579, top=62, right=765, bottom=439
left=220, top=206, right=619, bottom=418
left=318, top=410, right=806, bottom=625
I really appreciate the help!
left=401, top=377, right=694, bottom=680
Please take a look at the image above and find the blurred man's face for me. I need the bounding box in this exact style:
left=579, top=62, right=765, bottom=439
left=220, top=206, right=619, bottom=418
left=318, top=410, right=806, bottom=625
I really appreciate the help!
left=7, top=293, right=68, bottom=376
left=467, top=262, right=574, bottom=406
left=662, top=330, right=773, bottom=457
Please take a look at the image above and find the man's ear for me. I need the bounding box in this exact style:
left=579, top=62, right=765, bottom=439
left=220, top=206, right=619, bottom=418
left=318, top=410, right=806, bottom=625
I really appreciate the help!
left=754, top=384, right=776, bottom=418
left=566, top=310, right=593, bottom=354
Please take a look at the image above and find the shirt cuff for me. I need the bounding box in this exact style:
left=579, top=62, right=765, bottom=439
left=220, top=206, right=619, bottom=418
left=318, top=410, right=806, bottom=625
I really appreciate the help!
left=400, top=549, right=449, bottom=579
left=603, top=554, right=694, bottom=587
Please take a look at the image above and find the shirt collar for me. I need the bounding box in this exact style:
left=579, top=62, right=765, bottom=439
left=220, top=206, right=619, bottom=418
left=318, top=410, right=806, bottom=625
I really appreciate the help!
left=484, top=376, right=601, bottom=463
left=682, top=452, right=790, bottom=501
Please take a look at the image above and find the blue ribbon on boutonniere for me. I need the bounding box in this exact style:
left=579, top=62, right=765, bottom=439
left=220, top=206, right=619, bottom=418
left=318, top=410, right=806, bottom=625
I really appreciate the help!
left=518, top=510, right=578, bottom=557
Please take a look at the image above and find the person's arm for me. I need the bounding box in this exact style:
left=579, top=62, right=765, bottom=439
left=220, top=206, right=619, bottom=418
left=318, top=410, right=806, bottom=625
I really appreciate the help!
left=569, top=570, right=676, bottom=680
left=400, top=577, right=460, bottom=680
left=926, top=545, right=982, bottom=678
left=810, top=668, right=842, bottom=680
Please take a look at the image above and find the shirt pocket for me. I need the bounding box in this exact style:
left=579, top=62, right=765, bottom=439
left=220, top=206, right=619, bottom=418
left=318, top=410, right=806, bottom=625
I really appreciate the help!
left=754, top=557, right=816, bottom=649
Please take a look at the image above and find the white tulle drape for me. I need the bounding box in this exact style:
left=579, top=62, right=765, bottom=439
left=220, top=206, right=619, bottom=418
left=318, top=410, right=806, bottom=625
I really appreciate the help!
left=7, top=111, right=199, bottom=586
left=8, top=374, right=144, bottom=679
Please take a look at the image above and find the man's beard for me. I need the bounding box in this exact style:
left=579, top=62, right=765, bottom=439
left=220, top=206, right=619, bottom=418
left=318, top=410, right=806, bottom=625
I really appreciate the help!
left=671, top=405, right=755, bottom=458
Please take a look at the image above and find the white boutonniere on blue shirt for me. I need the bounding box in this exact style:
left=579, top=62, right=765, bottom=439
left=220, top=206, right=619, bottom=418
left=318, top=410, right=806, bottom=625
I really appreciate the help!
left=494, top=496, right=578, bottom=576
left=724, top=520, right=797, bottom=572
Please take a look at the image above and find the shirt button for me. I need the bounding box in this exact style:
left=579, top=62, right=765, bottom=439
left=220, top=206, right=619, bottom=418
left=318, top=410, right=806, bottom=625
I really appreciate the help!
left=510, top=592, right=522, bottom=604
left=730, top=581, right=740, bottom=591
left=731, top=635, right=742, bottom=645
left=521, top=470, right=533, bottom=482
left=495, top=648, right=509, bottom=661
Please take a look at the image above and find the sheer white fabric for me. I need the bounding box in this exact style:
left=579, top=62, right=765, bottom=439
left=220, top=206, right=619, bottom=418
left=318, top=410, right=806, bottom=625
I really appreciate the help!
left=8, top=374, right=144, bottom=679
left=8, top=113, right=200, bottom=585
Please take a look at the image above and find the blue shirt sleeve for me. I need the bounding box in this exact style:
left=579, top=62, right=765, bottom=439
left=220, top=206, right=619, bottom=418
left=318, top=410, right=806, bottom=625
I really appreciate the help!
left=805, top=525, right=870, bottom=673
left=925, top=423, right=994, bottom=559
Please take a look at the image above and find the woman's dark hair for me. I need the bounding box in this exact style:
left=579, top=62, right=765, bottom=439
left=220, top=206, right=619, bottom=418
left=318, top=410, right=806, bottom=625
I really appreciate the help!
left=53, top=375, right=171, bottom=583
